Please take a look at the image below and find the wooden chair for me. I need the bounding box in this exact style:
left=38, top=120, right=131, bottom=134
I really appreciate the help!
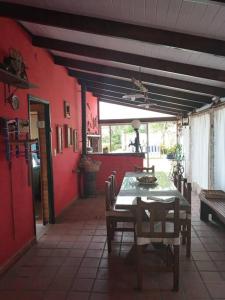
left=112, top=170, right=117, bottom=192
left=181, top=179, right=192, bottom=257
left=105, top=181, right=135, bottom=253
left=134, top=165, right=155, bottom=174
left=135, top=197, right=180, bottom=291
left=168, top=177, right=192, bottom=257
left=173, top=173, right=182, bottom=193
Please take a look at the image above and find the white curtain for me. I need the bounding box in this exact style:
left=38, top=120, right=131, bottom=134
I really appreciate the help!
left=182, top=126, right=190, bottom=179
left=191, top=113, right=210, bottom=191
left=214, top=107, right=225, bottom=191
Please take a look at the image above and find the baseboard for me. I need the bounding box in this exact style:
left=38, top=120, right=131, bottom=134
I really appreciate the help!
left=55, top=196, right=79, bottom=222
left=0, top=237, right=36, bottom=276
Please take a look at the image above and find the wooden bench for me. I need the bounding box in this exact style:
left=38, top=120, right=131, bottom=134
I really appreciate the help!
left=200, top=193, right=225, bottom=224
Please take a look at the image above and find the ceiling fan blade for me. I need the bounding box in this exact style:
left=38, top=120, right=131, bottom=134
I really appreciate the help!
left=122, top=93, right=145, bottom=100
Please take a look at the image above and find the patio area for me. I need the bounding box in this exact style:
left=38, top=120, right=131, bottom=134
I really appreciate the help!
left=1, top=193, right=225, bottom=300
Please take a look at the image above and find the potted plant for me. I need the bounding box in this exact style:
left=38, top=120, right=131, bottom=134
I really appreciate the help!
left=166, top=144, right=183, bottom=160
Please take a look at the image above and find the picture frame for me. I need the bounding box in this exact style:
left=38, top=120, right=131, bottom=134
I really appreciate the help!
left=73, top=129, right=78, bottom=152
left=65, top=124, right=73, bottom=148
left=64, top=100, right=71, bottom=119
left=56, top=125, right=63, bottom=153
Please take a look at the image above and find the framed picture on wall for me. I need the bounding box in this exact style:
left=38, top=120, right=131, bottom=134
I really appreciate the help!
left=65, top=125, right=73, bottom=147
left=73, top=129, right=78, bottom=152
left=64, top=100, right=71, bottom=119
left=56, top=125, right=63, bottom=153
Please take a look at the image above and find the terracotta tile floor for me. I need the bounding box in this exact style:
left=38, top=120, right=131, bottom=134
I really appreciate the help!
left=1, top=193, right=225, bottom=300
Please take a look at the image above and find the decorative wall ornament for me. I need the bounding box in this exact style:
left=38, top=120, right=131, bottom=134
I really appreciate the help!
left=56, top=125, right=63, bottom=153
left=73, top=129, right=78, bottom=152
left=64, top=100, right=71, bottom=118
left=64, top=124, right=73, bottom=148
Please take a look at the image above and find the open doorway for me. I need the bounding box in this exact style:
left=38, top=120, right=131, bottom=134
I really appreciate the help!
left=28, top=95, right=55, bottom=238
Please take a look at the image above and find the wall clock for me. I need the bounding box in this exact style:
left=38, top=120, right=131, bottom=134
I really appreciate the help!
left=10, top=94, right=20, bottom=110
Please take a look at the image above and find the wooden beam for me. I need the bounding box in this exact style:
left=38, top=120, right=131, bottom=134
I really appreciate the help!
left=99, top=117, right=177, bottom=124
left=32, top=37, right=225, bottom=87
left=72, top=70, right=212, bottom=104
left=54, top=56, right=224, bottom=97
left=82, top=80, right=211, bottom=105
left=87, top=86, right=202, bottom=108
left=81, top=83, right=87, bottom=155
left=2, top=2, right=225, bottom=57
left=99, top=98, right=178, bottom=116
left=94, top=93, right=191, bottom=112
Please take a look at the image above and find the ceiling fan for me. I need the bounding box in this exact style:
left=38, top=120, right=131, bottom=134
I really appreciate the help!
left=137, top=98, right=158, bottom=109
left=122, top=78, right=148, bottom=101
left=122, top=67, right=149, bottom=102
left=122, top=78, right=157, bottom=109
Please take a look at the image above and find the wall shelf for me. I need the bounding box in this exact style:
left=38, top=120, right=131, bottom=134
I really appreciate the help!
left=0, top=68, right=37, bottom=89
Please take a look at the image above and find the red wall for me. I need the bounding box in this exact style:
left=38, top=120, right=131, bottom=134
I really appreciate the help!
left=86, top=92, right=99, bottom=134
left=0, top=18, right=97, bottom=268
left=88, top=154, right=144, bottom=193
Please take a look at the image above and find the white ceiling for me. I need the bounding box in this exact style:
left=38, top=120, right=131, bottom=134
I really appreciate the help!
left=22, top=22, right=225, bottom=71
left=5, top=0, right=225, bottom=40
left=19, top=21, right=225, bottom=90
left=3, top=0, right=225, bottom=113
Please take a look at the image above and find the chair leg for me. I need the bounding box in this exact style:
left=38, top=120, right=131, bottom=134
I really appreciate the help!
left=181, top=225, right=186, bottom=245
left=106, top=218, right=112, bottom=253
left=173, top=245, right=179, bottom=291
left=186, top=222, right=191, bottom=258
left=111, top=220, right=116, bottom=240
left=136, top=245, right=143, bottom=290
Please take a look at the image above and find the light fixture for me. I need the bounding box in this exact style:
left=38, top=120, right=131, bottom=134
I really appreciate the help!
left=129, top=120, right=141, bottom=153
left=131, top=119, right=141, bottom=130
left=182, top=115, right=189, bottom=126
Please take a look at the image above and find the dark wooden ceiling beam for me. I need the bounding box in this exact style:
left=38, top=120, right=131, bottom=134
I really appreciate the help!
left=72, top=70, right=212, bottom=103
left=54, top=56, right=223, bottom=97
left=87, top=86, right=201, bottom=108
left=2, top=2, right=225, bottom=57
left=99, top=98, right=178, bottom=116
left=32, top=36, right=225, bottom=87
left=82, top=80, right=211, bottom=104
left=94, top=93, right=191, bottom=112
left=99, top=117, right=177, bottom=124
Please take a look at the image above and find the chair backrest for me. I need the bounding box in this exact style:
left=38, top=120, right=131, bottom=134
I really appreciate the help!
left=111, top=171, right=117, bottom=196
left=173, top=173, right=182, bottom=192
left=183, top=179, right=192, bottom=205
left=134, top=165, right=155, bottom=174
left=105, top=180, right=112, bottom=211
left=108, top=175, right=115, bottom=206
left=135, top=197, right=180, bottom=239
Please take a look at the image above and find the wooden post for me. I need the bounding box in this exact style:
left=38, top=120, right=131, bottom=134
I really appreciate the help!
left=81, top=83, right=87, bottom=155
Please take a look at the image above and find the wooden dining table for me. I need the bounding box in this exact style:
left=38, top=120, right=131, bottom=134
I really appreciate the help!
left=115, top=171, right=190, bottom=211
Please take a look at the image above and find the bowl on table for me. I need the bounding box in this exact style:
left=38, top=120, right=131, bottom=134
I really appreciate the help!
left=137, top=175, right=157, bottom=186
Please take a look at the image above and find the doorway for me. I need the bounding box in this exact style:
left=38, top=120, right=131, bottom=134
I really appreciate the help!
left=28, top=95, right=55, bottom=238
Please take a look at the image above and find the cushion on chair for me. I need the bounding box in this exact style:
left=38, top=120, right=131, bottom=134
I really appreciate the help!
left=167, top=210, right=191, bottom=220
left=105, top=209, right=134, bottom=218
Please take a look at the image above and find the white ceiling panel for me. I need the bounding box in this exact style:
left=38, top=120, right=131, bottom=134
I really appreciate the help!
left=51, top=50, right=225, bottom=88
left=21, top=21, right=225, bottom=73
left=4, top=0, right=225, bottom=40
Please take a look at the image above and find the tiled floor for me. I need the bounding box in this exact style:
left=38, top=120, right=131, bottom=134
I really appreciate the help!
left=1, top=194, right=225, bottom=299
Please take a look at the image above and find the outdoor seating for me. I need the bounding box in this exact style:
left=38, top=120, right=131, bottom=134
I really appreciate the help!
left=134, top=165, right=155, bottom=174
left=105, top=180, right=135, bottom=253
left=200, top=189, right=225, bottom=225
left=134, top=197, right=180, bottom=291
